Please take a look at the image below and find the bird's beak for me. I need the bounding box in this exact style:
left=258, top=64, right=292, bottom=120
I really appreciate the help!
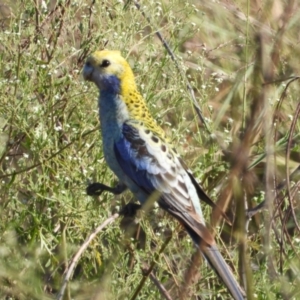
left=82, top=62, right=94, bottom=81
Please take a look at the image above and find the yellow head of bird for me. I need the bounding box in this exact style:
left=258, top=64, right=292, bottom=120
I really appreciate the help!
left=83, top=50, right=136, bottom=92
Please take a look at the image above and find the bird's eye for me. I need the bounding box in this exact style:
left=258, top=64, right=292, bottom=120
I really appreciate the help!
left=100, top=59, right=110, bottom=68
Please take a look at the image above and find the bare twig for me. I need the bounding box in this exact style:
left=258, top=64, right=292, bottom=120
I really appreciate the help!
left=149, top=271, right=173, bottom=300
left=56, top=213, right=120, bottom=300
left=246, top=166, right=300, bottom=220
left=285, top=101, right=300, bottom=233
left=0, top=127, right=98, bottom=179
left=129, top=0, right=210, bottom=133
left=130, top=234, right=172, bottom=300
left=46, top=0, right=71, bottom=62
left=261, top=31, right=277, bottom=283
left=179, top=250, right=202, bottom=300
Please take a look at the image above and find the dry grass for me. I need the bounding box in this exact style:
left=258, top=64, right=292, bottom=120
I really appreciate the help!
left=0, top=0, right=300, bottom=299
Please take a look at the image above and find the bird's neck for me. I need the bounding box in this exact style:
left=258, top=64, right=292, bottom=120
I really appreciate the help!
left=99, top=91, right=129, bottom=129
left=99, top=76, right=166, bottom=140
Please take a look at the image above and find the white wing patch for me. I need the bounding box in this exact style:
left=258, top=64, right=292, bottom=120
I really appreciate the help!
left=133, top=122, right=205, bottom=224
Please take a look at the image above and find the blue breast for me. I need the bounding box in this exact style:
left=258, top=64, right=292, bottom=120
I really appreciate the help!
left=97, top=78, right=151, bottom=203
left=101, top=75, right=121, bottom=94
left=98, top=91, right=122, bottom=174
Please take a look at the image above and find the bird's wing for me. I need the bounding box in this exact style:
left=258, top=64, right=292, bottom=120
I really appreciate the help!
left=114, top=121, right=214, bottom=245
left=181, top=161, right=232, bottom=224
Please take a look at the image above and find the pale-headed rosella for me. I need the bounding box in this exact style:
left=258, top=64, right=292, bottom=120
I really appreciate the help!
left=82, top=50, right=245, bottom=299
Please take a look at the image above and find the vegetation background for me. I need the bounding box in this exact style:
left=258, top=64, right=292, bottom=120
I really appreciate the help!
left=0, top=0, right=300, bottom=299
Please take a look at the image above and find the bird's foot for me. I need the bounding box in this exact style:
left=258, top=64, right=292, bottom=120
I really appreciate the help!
left=119, top=202, right=142, bottom=218
left=86, top=182, right=127, bottom=196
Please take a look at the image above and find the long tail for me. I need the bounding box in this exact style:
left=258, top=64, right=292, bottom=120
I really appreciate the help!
left=201, top=243, right=245, bottom=299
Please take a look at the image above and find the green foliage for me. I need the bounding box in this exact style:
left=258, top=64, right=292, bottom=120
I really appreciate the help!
left=0, top=0, right=300, bottom=299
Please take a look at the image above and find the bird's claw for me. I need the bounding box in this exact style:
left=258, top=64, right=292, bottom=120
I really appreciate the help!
left=119, top=203, right=142, bottom=217
left=86, top=182, right=107, bottom=196
left=86, top=182, right=127, bottom=196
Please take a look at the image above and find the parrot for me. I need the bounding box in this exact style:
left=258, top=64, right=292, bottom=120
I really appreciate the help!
left=82, top=50, right=245, bottom=299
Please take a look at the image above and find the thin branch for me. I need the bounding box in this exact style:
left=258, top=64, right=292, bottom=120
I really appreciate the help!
left=148, top=271, right=173, bottom=300
left=56, top=213, right=120, bottom=300
left=0, top=127, right=98, bottom=179
left=179, top=249, right=202, bottom=300
left=130, top=234, right=172, bottom=300
left=285, top=101, right=300, bottom=233
left=246, top=165, right=300, bottom=219
left=130, top=1, right=210, bottom=133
